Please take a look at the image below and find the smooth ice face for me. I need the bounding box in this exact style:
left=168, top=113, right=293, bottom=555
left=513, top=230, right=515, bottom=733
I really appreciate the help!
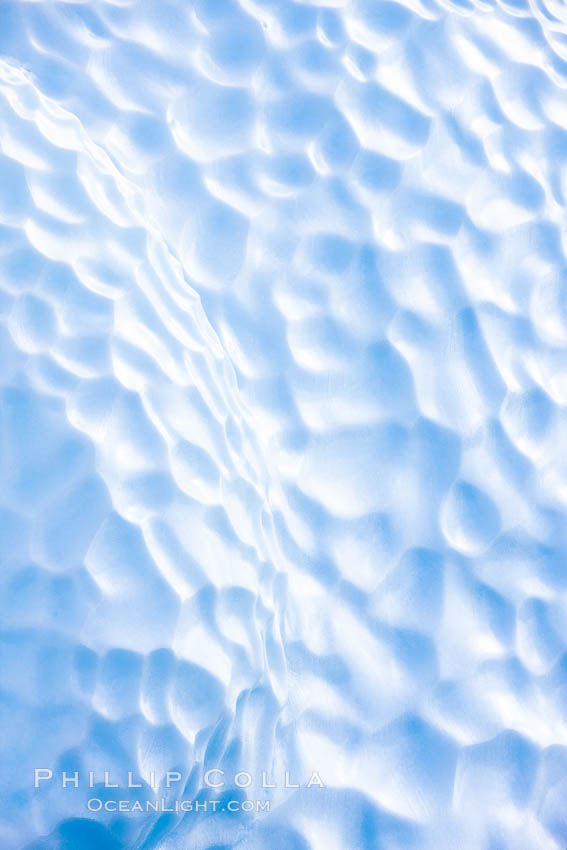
left=1, top=1, right=567, bottom=848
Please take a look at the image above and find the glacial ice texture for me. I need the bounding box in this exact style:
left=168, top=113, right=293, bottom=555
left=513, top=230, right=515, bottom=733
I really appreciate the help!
left=1, top=0, right=567, bottom=848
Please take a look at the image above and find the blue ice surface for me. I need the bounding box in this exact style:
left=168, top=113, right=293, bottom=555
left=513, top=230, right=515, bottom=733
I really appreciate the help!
left=1, top=0, right=567, bottom=848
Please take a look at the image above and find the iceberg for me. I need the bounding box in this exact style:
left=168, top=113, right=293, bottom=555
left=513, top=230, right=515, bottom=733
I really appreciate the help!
left=1, top=0, right=567, bottom=847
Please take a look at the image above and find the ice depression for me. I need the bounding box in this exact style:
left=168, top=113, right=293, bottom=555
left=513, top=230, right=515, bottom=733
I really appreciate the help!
left=2, top=0, right=567, bottom=848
